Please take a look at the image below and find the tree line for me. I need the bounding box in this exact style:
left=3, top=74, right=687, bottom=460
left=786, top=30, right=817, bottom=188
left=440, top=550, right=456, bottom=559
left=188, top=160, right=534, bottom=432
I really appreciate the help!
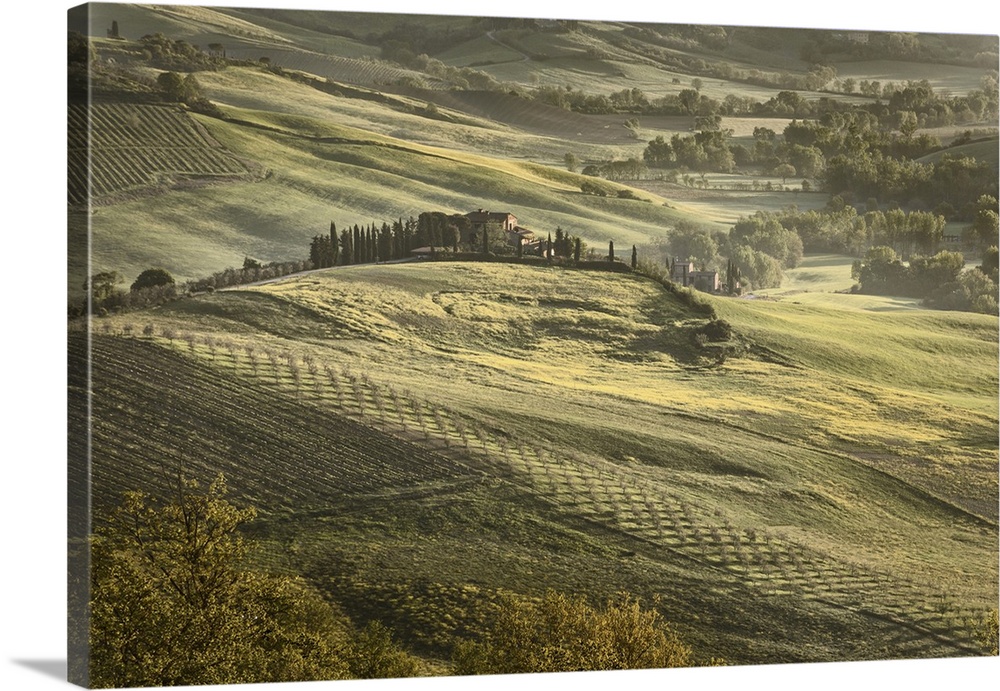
left=630, top=105, right=998, bottom=218
left=311, top=212, right=592, bottom=266
left=75, top=258, right=312, bottom=318
left=644, top=193, right=998, bottom=295
left=852, top=245, right=998, bottom=314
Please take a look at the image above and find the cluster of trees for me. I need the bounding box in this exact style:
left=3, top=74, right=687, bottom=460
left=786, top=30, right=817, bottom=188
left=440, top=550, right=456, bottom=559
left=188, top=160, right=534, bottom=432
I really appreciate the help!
left=137, top=33, right=227, bottom=71
left=312, top=213, right=591, bottom=266
left=852, top=246, right=998, bottom=314
left=643, top=129, right=736, bottom=173
left=310, top=214, right=474, bottom=267
left=85, top=472, right=705, bottom=686
left=803, top=30, right=996, bottom=68
left=154, top=70, right=224, bottom=116
left=824, top=152, right=997, bottom=218
left=630, top=94, right=996, bottom=195
left=582, top=157, right=648, bottom=181
left=518, top=70, right=995, bottom=132
left=762, top=202, right=954, bottom=257
left=79, top=269, right=178, bottom=317
left=85, top=474, right=422, bottom=687
left=653, top=194, right=995, bottom=295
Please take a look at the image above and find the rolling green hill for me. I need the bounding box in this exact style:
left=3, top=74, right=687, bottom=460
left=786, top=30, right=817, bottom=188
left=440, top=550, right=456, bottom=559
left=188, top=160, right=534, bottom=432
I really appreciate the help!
left=73, top=261, right=998, bottom=668
left=69, top=6, right=999, bottom=680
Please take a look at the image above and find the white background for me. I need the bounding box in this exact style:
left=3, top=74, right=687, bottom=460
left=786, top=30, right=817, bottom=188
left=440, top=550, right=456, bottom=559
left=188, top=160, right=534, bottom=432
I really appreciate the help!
left=2, top=1, right=997, bottom=689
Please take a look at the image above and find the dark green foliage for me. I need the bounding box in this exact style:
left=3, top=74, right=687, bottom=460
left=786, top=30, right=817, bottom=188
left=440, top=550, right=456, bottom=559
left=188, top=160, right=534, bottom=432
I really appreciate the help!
left=631, top=245, right=638, bottom=269
left=580, top=180, right=612, bottom=197
left=979, top=246, right=999, bottom=283
left=823, top=152, right=997, bottom=215
left=608, top=240, right=615, bottom=262
left=339, top=229, right=354, bottom=265
left=130, top=268, right=175, bottom=292
left=969, top=196, right=999, bottom=252
left=85, top=271, right=123, bottom=303
left=310, top=232, right=337, bottom=269
left=587, top=158, right=647, bottom=181
left=669, top=221, right=719, bottom=266
left=725, top=260, right=743, bottom=295
left=643, top=135, right=673, bottom=167
left=139, top=33, right=226, bottom=71
left=156, top=71, right=203, bottom=103
left=924, top=267, right=999, bottom=314
left=698, top=319, right=733, bottom=342
left=853, top=247, right=997, bottom=313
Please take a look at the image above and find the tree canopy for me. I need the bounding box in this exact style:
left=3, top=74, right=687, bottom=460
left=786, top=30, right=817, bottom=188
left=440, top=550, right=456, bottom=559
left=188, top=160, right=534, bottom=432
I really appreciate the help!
left=89, top=475, right=353, bottom=687
left=130, top=268, right=175, bottom=292
left=453, top=590, right=693, bottom=675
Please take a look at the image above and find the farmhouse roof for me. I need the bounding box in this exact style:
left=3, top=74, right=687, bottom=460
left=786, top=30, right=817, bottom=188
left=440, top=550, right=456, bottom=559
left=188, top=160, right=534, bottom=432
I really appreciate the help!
left=467, top=209, right=517, bottom=223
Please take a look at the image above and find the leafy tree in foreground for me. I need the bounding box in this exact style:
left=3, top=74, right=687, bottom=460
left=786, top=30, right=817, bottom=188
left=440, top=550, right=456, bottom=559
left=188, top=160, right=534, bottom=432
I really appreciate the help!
left=89, top=474, right=353, bottom=687
left=453, top=590, right=694, bottom=675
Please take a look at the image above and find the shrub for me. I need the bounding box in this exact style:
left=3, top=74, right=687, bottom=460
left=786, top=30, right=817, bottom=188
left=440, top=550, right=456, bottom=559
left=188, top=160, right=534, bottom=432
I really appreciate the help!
left=453, top=590, right=693, bottom=675
left=699, top=319, right=733, bottom=342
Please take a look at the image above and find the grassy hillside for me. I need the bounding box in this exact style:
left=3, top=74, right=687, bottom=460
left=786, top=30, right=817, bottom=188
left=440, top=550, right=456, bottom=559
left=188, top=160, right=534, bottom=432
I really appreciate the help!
left=76, top=262, right=997, bottom=668
left=82, top=72, right=716, bottom=289
left=69, top=9, right=998, bottom=679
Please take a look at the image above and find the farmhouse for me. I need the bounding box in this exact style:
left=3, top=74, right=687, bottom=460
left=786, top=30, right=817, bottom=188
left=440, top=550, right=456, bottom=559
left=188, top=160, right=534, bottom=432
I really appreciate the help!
left=464, top=209, right=539, bottom=249
left=670, top=258, right=720, bottom=292
left=466, top=209, right=518, bottom=234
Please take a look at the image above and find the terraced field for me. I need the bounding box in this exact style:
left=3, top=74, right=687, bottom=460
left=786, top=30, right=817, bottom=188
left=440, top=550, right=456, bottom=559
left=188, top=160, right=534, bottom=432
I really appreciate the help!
left=68, top=103, right=259, bottom=206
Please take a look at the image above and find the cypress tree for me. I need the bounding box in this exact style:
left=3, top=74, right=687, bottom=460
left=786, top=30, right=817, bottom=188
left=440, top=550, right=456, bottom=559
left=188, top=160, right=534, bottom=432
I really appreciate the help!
left=609, top=240, right=615, bottom=263
left=574, top=237, right=582, bottom=264
left=330, top=222, right=338, bottom=267
left=631, top=245, right=638, bottom=269
left=340, top=229, right=353, bottom=265
left=547, top=233, right=553, bottom=263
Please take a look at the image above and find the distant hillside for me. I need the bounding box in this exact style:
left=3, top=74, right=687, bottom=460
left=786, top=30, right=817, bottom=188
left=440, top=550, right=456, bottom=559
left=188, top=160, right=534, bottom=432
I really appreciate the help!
left=917, top=137, right=999, bottom=168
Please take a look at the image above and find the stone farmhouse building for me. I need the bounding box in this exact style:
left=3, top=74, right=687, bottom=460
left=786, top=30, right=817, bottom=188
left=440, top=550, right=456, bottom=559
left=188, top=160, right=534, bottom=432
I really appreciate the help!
left=670, top=258, right=720, bottom=292
left=465, top=209, right=538, bottom=250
